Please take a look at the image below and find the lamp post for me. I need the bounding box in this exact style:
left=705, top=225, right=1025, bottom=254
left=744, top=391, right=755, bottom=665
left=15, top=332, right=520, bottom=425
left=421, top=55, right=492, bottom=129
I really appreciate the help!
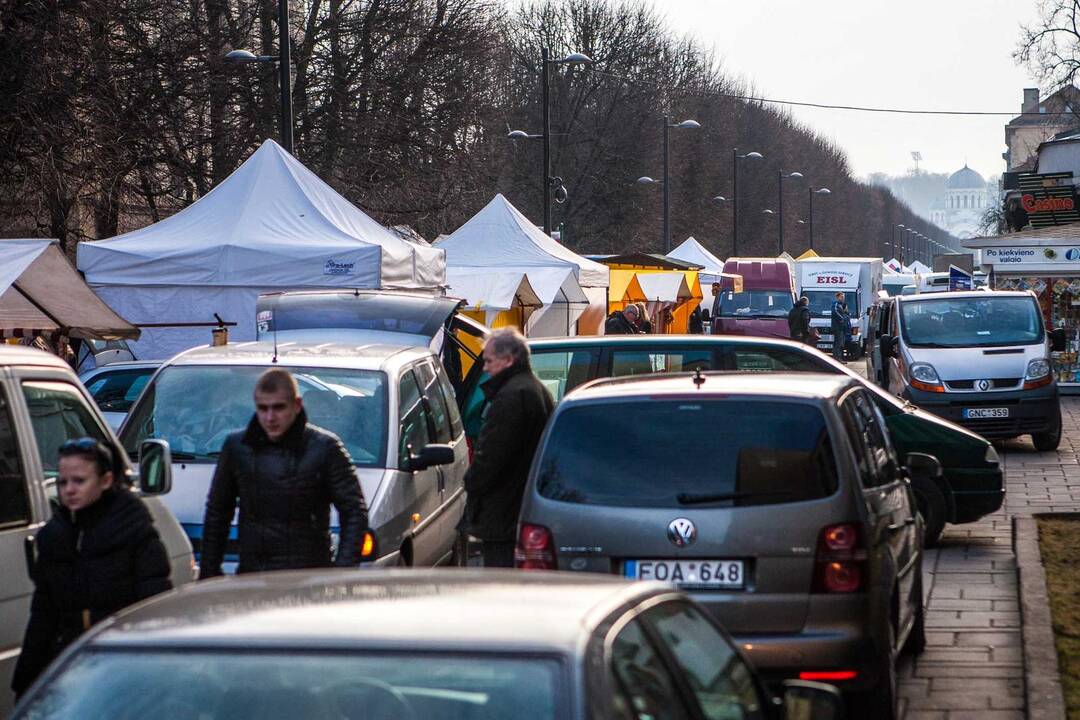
left=907, top=228, right=919, bottom=266
left=732, top=148, right=764, bottom=256
left=894, top=224, right=906, bottom=265
left=637, top=118, right=700, bottom=252
left=777, top=170, right=803, bottom=255
left=807, top=186, right=831, bottom=251
left=507, top=48, right=592, bottom=236
left=224, top=0, right=294, bottom=154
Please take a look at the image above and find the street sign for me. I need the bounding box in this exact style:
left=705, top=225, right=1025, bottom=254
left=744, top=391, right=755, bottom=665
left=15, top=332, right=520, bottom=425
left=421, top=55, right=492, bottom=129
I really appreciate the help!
left=949, top=264, right=973, bottom=291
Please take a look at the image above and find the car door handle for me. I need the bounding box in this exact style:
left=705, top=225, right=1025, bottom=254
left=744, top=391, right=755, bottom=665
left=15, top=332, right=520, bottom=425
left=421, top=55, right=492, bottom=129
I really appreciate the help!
left=888, top=518, right=917, bottom=531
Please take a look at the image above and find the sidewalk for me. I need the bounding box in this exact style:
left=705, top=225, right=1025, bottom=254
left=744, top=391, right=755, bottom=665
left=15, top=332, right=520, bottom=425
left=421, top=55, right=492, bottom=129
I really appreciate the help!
left=898, top=396, right=1080, bottom=719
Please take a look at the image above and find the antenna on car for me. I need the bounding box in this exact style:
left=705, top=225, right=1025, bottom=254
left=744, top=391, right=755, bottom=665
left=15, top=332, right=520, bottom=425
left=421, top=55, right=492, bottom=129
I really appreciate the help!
left=693, top=368, right=706, bottom=389
left=271, top=297, right=279, bottom=364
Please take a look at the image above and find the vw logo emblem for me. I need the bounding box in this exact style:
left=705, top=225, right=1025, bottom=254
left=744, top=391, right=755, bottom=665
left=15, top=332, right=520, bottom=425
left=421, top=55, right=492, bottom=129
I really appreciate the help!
left=667, top=518, right=697, bottom=548
left=976, top=379, right=991, bottom=392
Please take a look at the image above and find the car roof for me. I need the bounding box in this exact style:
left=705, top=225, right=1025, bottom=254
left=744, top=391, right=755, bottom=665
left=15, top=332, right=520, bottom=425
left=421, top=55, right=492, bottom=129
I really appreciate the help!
left=565, top=371, right=857, bottom=403
left=0, top=345, right=73, bottom=370
left=83, top=360, right=162, bottom=373
left=897, top=290, right=1031, bottom=302
left=89, top=570, right=669, bottom=654
left=162, top=341, right=431, bottom=371
left=528, top=335, right=811, bottom=350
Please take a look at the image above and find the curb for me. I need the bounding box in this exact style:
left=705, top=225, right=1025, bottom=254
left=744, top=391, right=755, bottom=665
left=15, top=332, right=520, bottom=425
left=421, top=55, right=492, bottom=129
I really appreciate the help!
left=1013, top=514, right=1067, bottom=720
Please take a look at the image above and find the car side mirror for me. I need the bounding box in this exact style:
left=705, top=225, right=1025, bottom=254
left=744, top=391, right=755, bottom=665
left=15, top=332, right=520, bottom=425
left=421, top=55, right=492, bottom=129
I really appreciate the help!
left=409, top=443, right=455, bottom=472
left=1051, top=328, right=1067, bottom=352
left=139, top=439, right=172, bottom=495
left=905, top=452, right=942, bottom=481
left=781, top=679, right=844, bottom=720
left=880, top=334, right=895, bottom=358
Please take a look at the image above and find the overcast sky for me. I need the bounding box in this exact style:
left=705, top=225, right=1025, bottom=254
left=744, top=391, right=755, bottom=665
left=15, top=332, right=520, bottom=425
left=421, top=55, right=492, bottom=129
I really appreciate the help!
left=659, top=0, right=1045, bottom=181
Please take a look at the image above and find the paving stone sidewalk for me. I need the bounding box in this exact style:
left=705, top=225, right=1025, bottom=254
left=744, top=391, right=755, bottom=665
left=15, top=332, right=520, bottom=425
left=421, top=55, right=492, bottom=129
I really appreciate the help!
left=898, top=396, right=1080, bottom=719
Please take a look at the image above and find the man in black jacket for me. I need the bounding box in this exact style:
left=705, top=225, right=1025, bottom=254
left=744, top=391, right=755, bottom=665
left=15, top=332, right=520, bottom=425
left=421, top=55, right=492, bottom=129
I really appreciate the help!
left=13, top=439, right=171, bottom=697
left=787, top=296, right=812, bottom=344
left=463, top=328, right=554, bottom=567
left=199, top=368, right=368, bottom=578
left=605, top=304, right=639, bottom=334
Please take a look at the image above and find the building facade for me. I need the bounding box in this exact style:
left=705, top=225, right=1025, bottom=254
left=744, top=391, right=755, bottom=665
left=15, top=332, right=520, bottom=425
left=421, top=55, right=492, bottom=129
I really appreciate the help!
left=1004, top=86, right=1080, bottom=172
left=928, top=165, right=995, bottom=239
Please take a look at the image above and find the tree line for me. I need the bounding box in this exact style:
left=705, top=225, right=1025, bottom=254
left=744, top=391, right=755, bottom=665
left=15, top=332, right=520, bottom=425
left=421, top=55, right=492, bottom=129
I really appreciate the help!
left=0, top=0, right=951, bottom=260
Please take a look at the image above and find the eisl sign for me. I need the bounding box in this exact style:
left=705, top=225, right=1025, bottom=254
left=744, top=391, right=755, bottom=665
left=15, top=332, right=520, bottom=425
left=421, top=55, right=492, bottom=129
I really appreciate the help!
left=805, top=268, right=857, bottom=288
left=982, top=246, right=1080, bottom=265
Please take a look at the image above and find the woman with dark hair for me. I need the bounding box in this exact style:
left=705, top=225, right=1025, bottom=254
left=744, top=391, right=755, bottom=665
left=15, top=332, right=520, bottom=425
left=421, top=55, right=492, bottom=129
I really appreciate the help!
left=11, top=438, right=171, bottom=697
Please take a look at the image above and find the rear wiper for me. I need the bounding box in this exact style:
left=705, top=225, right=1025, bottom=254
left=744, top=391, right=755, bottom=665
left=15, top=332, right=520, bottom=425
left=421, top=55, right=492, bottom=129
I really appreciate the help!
left=676, top=490, right=796, bottom=505
left=168, top=450, right=200, bottom=460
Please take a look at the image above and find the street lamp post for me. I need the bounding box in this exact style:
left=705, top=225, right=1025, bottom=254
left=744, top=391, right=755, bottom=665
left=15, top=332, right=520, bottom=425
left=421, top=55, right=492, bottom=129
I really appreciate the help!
left=777, top=170, right=803, bottom=255
left=807, top=186, right=831, bottom=251
left=509, top=48, right=592, bottom=235
left=661, top=117, right=700, bottom=252
left=894, top=224, right=906, bottom=265
left=224, top=0, right=294, bottom=154
left=732, top=148, right=764, bottom=256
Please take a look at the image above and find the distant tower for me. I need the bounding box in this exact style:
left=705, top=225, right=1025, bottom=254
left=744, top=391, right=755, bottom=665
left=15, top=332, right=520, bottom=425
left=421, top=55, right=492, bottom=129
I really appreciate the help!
left=911, top=151, right=922, bottom=174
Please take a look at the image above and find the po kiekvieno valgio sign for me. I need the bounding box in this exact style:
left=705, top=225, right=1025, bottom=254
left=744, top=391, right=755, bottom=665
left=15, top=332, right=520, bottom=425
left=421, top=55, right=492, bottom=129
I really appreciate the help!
left=981, top=246, right=1080, bottom=265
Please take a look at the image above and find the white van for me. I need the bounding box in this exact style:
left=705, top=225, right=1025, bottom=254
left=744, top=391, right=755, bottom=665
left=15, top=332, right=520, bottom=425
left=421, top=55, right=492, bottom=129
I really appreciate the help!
left=877, top=290, right=1064, bottom=449
left=0, top=346, right=192, bottom=715
left=796, top=257, right=883, bottom=358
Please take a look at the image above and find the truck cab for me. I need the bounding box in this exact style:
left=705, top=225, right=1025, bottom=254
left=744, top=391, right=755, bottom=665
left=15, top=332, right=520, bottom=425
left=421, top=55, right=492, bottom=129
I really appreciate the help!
left=711, top=257, right=796, bottom=339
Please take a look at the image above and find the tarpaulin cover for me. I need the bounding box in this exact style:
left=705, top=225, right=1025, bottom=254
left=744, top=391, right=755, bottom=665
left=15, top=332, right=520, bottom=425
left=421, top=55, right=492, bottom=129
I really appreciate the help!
left=0, top=240, right=139, bottom=340
left=77, top=139, right=444, bottom=358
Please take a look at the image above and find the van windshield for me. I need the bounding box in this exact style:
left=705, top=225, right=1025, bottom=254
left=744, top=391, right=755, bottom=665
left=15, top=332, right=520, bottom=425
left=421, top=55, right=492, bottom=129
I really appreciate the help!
left=899, top=296, right=1044, bottom=348
left=804, top=290, right=857, bottom=318
left=535, top=400, right=838, bottom=508
left=121, top=366, right=387, bottom=466
left=715, top=290, right=793, bottom=318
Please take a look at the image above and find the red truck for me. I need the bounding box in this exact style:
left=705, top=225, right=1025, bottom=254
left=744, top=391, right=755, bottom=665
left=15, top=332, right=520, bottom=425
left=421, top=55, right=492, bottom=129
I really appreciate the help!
left=711, top=257, right=796, bottom=339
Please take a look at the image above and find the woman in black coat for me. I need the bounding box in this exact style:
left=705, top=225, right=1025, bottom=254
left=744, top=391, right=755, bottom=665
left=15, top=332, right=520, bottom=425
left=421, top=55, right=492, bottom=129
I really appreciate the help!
left=11, top=439, right=172, bottom=697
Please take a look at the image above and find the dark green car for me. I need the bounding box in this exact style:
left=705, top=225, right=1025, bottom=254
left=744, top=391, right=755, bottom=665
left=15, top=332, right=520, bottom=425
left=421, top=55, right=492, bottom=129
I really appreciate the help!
left=463, top=335, right=1002, bottom=546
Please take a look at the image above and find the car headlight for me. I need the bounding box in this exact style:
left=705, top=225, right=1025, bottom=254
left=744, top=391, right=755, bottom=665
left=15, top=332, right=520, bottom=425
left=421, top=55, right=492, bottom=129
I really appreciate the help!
left=1025, top=358, right=1051, bottom=380
left=909, top=362, right=940, bottom=384
left=984, top=444, right=1000, bottom=465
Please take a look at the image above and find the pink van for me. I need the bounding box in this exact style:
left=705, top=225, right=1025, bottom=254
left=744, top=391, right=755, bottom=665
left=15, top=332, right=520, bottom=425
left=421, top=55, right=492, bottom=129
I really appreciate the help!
left=711, top=257, right=796, bottom=339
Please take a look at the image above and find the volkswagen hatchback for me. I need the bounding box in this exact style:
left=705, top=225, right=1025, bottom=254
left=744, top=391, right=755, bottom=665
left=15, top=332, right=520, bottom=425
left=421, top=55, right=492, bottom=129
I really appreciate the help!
left=517, top=372, right=930, bottom=719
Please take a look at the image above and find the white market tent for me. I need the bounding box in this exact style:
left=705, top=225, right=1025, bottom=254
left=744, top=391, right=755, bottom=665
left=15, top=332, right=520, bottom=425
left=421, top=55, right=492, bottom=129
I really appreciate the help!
left=77, top=139, right=445, bottom=359
left=439, top=194, right=609, bottom=336
left=668, top=236, right=726, bottom=280
left=0, top=239, right=139, bottom=340
left=445, top=269, right=543, bottom=325
left=884, top=258, right=904, bottom=273
left=905, top=260, right=931, bottom=274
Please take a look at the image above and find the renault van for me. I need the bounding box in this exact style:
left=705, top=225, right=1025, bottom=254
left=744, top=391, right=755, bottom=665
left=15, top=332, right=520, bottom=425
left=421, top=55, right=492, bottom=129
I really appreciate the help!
left=878, top=290, right=1064, bottom=449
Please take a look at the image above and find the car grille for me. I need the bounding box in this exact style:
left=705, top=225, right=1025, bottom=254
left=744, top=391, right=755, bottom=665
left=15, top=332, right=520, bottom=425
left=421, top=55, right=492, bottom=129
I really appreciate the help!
left=960, top=418, right=1017, bottom=434
left=945, top=378, right=1022, bottom=391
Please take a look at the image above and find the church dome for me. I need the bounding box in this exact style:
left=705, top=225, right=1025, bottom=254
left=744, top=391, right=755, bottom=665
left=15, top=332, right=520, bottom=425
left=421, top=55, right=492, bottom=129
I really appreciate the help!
left=946, top=165, right=985, bottom=189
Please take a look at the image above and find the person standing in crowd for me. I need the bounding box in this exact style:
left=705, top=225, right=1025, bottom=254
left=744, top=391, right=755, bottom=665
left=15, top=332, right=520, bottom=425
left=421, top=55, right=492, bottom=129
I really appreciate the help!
left=688, top=304, right=704, bottom=334
left=787, top=296, right=812, bottom=344
left=830, top=292, right=851, bottom=361
left=605, top=303, right=640, bottom=334
left=462, top=328, right=554, bottom=567
left=635, top=302, right=653, bottom=334
left=12, top=439, right=172, bottom=697
left=199, top=368, right=368, bottom=578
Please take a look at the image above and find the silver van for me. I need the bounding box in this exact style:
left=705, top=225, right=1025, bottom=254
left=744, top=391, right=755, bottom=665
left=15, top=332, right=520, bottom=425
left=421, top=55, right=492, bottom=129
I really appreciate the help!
left=874, top=290, right=1063, bottom=449
left=517, top=371, right=930, bottom=719
left=119, top=341, right=468, bottom=569
left=0, top=346, right=192, bottom=715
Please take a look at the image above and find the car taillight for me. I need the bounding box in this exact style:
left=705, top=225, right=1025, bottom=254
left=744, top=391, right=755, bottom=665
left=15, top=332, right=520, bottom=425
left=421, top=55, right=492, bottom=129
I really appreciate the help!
left=812, top=523, right=865, bottom=593
left=515, top=523, right=556, bottom=570
left=799, top=670, right=858, bottom=681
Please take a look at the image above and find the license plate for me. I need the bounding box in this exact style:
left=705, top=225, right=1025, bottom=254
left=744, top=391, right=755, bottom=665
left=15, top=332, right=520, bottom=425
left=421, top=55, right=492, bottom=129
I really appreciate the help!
left=963, top=407, right=1010, bottom=419
left=819, top=334, right=834, bottom=341
left=624, top=559, right=744, bottom=589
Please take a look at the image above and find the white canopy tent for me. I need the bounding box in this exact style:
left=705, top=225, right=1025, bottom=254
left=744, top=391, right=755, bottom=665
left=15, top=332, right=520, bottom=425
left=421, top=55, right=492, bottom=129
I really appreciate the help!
left=438, top=194, right=609, bottom=336
left=77, top=139, right=445, bottom=359
left=884, top=258, right=904, bottom=273
left=905, top=260, right=931, bottom=274
left=445, top=269, right=543, bottom=326
left=668, top=236, right=726, bottom=280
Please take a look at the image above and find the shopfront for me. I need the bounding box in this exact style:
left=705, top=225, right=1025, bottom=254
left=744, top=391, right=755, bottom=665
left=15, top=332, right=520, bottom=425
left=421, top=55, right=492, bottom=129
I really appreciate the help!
left=965, top=226, right=1080, bottom=392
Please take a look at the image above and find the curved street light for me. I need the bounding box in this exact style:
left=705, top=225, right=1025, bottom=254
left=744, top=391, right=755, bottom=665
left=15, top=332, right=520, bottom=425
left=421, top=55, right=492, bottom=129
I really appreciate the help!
left=807, top=187, right=831, bottom=251
left=777, top=170, right=804, bottom=254
left=732, top=149, right=764, bottom=255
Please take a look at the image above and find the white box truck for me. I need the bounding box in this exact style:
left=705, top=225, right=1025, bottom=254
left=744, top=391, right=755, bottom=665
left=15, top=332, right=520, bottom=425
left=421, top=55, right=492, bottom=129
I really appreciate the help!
left=796, top=257, right=884, bottom=359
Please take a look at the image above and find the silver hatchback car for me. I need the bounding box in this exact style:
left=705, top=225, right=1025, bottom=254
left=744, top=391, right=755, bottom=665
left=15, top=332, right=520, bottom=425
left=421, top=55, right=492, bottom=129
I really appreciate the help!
left=517, top=372, right=930, bottom=719
left=119, top=341, right=468, bottom=569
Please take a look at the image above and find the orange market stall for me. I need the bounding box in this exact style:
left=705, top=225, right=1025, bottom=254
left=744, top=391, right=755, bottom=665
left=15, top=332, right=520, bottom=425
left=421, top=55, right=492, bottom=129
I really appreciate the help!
left=636, top=272, right=694, bottom=333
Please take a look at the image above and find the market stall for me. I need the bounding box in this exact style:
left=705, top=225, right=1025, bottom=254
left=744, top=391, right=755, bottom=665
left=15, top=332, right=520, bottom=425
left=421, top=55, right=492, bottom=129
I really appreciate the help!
left=965, top=223, right=1080, bottom=392
left=636, top=272, right=694, bottom=333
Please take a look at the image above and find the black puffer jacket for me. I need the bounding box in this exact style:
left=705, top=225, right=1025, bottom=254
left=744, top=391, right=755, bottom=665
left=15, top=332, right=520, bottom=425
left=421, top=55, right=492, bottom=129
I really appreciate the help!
left=199, top=410, right=368, bottom=578
left=605, top=310, right=638, bottom=335
left=462, top=363, right=554, bottom=541
left=12, top=487, right=172, bottom=696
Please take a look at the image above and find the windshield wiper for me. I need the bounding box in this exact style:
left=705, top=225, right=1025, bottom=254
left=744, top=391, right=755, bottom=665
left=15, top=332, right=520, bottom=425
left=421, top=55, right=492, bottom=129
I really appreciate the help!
left=168, top=450, right=201, bottom=461
left=676, top=490, right=796, bottom=505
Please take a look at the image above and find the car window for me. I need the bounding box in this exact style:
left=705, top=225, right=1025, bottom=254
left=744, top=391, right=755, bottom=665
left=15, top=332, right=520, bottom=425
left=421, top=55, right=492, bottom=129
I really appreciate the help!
left=398, top=371, right=432, bottom=467
left=610, top=619, right=690, bottom=720
left=18, top=649, right=564, bottom=720
left=433, top=363, right=464, bottom=437
left=531, top=349, right=598, bottom=401
left=643, top=603, right=767, bottom=720
left=414, top=362, right=452, bottom=443
left=0, top=386, right=30, bottom=528
left=121, top=366, right=388, bottom=467
left=725, top=348, right=827, bottom=373
left=853, top=391, right=901, bottom=484
left=536, top=399, right=838, bottom=508
left=22, top=381, right=111, bottom=479
left=84, top=368, right=154, bottom=414
left=610, top=350, right=712, bottom=378
left=839, top=391, right=877, bottom=488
